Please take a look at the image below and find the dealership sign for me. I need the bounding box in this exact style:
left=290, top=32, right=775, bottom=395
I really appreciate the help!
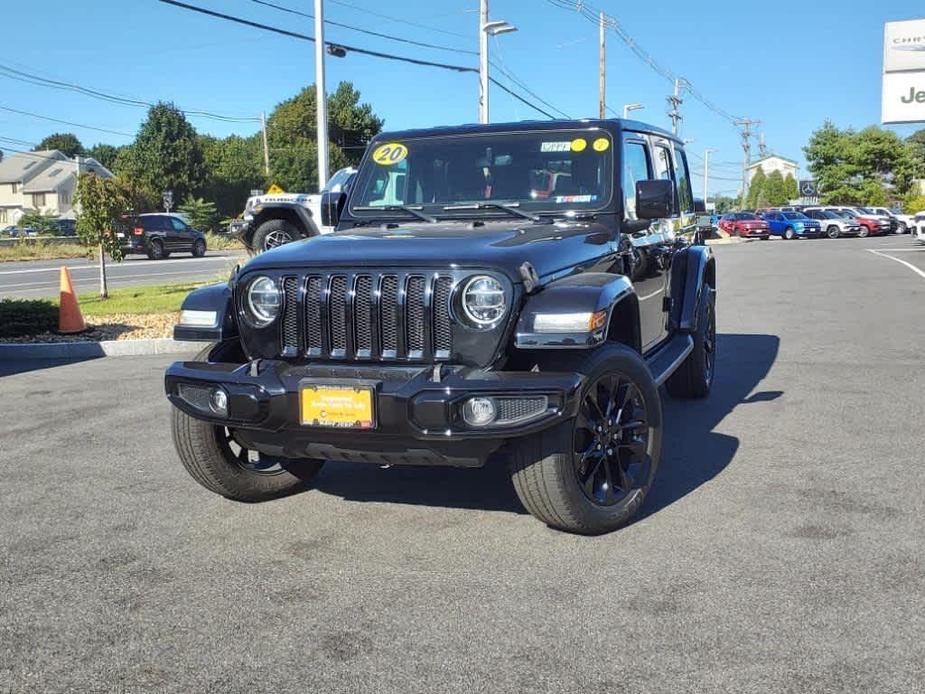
left=883, top=19, right=925, bottom=123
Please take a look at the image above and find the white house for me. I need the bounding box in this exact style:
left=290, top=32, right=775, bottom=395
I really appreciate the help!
left=0, top=150, right=112, bottom=225
left=746, top=154, right=799, bottom=184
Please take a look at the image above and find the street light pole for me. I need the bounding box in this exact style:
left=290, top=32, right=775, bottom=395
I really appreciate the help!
left=478, top=0, right=516, bottom=124
left=703, top=148, right=718, bottom=210
left=598, top=11, right=606, bottom=119
left=623, top=103, right=643, bottom=119
left=314, top=0, right=330, bottom=190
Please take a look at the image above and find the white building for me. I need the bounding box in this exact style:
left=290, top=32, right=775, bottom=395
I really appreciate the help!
left=746, top=154, right=799, bottom=184
left=0, top=150, right=112, bottom=225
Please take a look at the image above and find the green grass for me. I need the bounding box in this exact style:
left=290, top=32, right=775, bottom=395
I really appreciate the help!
left=0, top=241, right=90, bottom=263
left=77, top=282, right=209, bottom=316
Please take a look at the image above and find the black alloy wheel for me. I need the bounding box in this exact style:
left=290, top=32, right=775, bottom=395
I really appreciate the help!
left=216, top=427, right=285, bottom=475
left=572, top=373, right=652, bottom=507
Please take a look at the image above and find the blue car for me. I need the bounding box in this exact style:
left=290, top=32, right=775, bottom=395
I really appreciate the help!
left=761, top=211, right=823, bottom=240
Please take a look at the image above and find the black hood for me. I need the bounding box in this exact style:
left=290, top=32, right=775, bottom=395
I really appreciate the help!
left=243, top=219, right=616, bottom=283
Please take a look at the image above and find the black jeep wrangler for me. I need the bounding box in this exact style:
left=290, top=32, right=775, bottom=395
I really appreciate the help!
left=165, top=119, right=715, bottom=535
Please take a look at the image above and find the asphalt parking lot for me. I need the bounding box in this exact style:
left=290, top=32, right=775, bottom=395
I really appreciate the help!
left=1, top=235, right=923, bottom=693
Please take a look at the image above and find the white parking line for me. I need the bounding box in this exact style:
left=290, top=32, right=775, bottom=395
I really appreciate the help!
left=0, top=254, right=242, bottom=276
left=867, top=249, right=925, bottom=280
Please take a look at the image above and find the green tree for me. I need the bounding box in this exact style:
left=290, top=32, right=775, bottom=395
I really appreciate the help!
left=75, top=173, right=130, bottom=298
left=87, top=143, right=122, bottom=170
left=783, top=173, right=798, bottom=201
left=199, top=134, right=265, bottom=218
left=764, top=170, right=788, bottom=206
left=267, top=81, right=381, bottom=192
left=178, top=196, right=219, bottom=233
left=902, top=193, right=925, bottom=213
left=746, top=168, right=767, bottom=208
left=34, top=133, right=85, bottom=157
left=116, top=102, right=206, bottom=203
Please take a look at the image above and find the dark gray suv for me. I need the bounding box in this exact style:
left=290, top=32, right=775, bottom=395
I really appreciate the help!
left=118, top=213, right=207, bottom=260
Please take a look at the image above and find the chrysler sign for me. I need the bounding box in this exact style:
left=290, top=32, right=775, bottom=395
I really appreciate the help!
left=883, top=19, right=925, bottom=124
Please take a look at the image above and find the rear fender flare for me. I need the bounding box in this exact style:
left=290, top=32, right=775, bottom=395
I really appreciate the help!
left=514, top=273, right=637, bottom=349
left=669, top=245, right=715, bottom=333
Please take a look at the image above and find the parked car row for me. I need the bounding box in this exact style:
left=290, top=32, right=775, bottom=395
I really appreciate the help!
left=719, top=204, right=921, bottom=240
left=1, top=219, right=77, bottom=237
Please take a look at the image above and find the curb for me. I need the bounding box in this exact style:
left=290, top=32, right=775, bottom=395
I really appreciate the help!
left=0, top=338, right=203, bottom=361
left=705, top=237, right=742, bottom=246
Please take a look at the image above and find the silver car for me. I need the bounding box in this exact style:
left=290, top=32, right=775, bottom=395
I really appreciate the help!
left=804, top=208, right=863, bottom=238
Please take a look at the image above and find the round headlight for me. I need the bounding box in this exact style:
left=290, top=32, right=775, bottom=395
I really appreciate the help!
left=461, top=275, right=507, bottom=327
left=244, top=275, right=280, bottom=327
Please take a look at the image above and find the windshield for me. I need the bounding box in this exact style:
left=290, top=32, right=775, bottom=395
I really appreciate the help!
left=783, top=212, right=809, bottom=220
left=349, top=129, right=614, bottom=219
left=858, top=207, right=875, bottom=214
left=735, top=213, right=758, bottom=220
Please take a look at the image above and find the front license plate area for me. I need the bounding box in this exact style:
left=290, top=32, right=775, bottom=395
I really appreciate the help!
left=300, top=383, right=376, bottom=429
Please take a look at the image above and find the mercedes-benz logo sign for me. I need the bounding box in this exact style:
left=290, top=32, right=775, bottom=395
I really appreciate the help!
left=800, top=181, right=817, bottom=196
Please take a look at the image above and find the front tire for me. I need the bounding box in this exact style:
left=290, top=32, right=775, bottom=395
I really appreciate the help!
left=666, top=285, right=716, bottom=399
left=784, top=227, right=795, bottom=240
left=191, top=238, right=206, bottom=257
left=510, top=343, right=662, bottom=535
left=251, top=219, right=302, bottom=254
left=172, top=410, right=324, bottom=501
left=858, top=226, right=869, bottom=238
left=827, top=225, right=840, bottom=240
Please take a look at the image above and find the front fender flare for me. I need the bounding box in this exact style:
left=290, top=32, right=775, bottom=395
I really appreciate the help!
left=514, top=273, right=635, bottom=349
left=173, top=282, right=238, bottom=343
left=249, top=203, right=319, bottom=239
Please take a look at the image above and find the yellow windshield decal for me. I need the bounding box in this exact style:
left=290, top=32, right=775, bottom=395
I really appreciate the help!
left=372, top=143, right=408, bottom=166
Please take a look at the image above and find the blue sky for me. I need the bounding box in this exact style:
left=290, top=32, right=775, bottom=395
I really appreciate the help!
left=1, top=0, right=922, bottom=196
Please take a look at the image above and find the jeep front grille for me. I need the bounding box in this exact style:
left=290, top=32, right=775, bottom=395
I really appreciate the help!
left=277, top=272, right=454, bottom=362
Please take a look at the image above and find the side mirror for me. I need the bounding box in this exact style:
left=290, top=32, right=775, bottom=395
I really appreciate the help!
left=693, top=197, right=707, bottom=214
left=320, top=191, right=347, bottom=227
left=635, top=179, right=674, bottom=220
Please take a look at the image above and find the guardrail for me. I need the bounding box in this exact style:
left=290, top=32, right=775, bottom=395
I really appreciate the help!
left=0, top=236, right=82, bottom=248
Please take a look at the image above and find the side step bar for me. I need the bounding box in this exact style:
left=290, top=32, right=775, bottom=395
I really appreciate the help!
left=646, top=334, right=694, bottom=386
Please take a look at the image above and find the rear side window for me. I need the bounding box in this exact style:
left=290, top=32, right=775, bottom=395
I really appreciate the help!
left=622, top=139, right=651, bottom=220
left=672, top=147, right=693, bottom=214
left=143, top=216, right=166, bottom=231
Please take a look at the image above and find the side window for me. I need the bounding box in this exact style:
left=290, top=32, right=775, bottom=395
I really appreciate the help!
left=673, top=147, right=693, bottom=214
left=621, top=139, right=651, bottom=220
left=170, top=217, right=188, bottom=231
left=652, top=144, right=678, bottom=215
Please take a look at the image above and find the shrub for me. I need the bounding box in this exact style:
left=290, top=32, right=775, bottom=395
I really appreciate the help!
left=0, top=298, right=59, bottom=337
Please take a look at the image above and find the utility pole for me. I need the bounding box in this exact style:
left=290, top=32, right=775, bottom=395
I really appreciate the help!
left=667, top=78, right=685, bottom=135
left=757, top=131, right=769, bottom=159
left=735, top=118, right=759, bottom=207
left=703, top=148, right=718, bottom=210
left=478, top=0, right=516, bottom=124
left=598, top=11, right=606, bottom=119
left=260, top=111, right=270, bottom=179
left=314, top=0, right=330, bottom=190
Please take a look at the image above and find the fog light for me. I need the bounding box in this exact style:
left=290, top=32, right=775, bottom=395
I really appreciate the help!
left=462, top=397, right=497, bottom=427
left=209, top=388, right=228, bottom=416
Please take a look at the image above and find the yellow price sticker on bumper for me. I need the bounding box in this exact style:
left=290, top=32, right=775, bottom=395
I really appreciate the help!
left=372, top=142, right=408, bottom=165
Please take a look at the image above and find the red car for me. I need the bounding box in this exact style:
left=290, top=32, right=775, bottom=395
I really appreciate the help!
left=718, top=212, right=770, bottom=239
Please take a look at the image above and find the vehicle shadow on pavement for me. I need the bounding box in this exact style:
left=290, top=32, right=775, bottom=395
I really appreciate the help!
left=638, top=332, right=781, bottom=521
left=313, top=333, right=781, bottom=518
left=0, top=355, right=103, bottom=378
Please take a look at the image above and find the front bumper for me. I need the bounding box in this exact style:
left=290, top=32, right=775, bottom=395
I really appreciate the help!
left=165, top=359, right=584, bottom=467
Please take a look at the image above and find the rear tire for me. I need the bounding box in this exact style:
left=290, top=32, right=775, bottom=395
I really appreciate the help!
left=251, top=218, right=302, bottom=254
left=146, top=238, right=165, bottom=260
left=509, top=343, right=662, bottom=535
left=666, top=285, right=716, bottom=400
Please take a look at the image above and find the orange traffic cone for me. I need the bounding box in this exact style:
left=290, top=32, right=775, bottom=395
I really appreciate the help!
left=58, top=266, right=87, bottom=334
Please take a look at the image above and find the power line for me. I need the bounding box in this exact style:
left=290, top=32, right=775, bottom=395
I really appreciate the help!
left=0, top=105, right=133, bottom=138
left=545, top=0, right=744, bottom=125
left=328, top=0, right=471, bottom=40
left=0, top=63, right=260, bottom=124
left=489, top=37, right=571, bottom=119
left=159, top=0, right=560, bottom=120
left=247, top=0, right=478, bottom=55
left=158, top=0, right=477, bottom=73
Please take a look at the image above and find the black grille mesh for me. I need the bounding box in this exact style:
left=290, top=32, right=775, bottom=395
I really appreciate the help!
left=406, top=276, right=425, bottom=354
left=329, top=275, right=348, bottom=352
left=304, top=276, right=323, bottom=351
left=281, top=277, right=299, bottom=352
left=433, top=277, right=453, bottom=354
left=380, top=275, right=399, bottom=354
left=497, top=397, right=548, bottom=423
left=354, top=275, right=373, bottom=354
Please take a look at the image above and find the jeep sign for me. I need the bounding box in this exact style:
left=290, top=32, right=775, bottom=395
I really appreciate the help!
left=883, top=19, right=925, bottom=124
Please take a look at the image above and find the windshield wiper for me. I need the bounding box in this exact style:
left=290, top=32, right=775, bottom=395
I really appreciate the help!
left=442, top=201, right=545, bottom=223
left=353, top=205, right=436, bottom=223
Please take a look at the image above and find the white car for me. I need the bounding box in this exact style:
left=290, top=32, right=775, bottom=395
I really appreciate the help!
left=911, top=212, right=925, bottom=244
left=804, top=208, right=863, bottom=238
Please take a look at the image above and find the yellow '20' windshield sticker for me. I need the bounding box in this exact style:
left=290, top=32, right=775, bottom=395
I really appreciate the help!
left=372, top=143, right=408, bottom=165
